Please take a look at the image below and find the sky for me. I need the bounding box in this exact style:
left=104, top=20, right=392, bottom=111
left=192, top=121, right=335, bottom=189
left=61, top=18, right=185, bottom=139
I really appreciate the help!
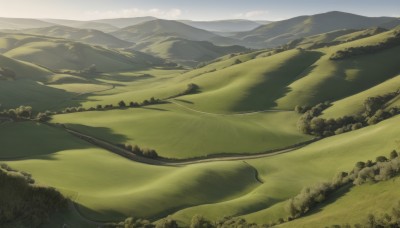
left=0, top=0, right=399, bottom=21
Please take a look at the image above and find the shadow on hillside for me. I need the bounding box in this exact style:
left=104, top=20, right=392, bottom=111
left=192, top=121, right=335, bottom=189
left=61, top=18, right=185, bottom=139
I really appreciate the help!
left=64, top=124, right=131, bottom=146
left=0, top=122, right=100, bottom=160
left=304, top=184, right=353, bottom=216
left=233, top=51, right=323, bottom=111
left=72, top=202, right=125, bottom=224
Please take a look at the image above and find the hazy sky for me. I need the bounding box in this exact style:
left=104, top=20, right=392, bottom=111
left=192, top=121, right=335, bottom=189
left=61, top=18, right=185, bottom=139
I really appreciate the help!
left=0, top=0, right=399, bottom=21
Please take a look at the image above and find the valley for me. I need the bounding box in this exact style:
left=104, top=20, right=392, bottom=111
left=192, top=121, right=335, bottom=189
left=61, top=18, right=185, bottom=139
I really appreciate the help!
left=1, top=7, right=400, bottom=228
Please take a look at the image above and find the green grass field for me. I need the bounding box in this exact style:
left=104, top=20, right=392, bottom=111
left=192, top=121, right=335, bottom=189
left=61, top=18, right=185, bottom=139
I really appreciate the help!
left=51, top=103, right=312, bottom=158
left=1, top=21, right=400, bottom=227
left=2, top=114, right=399, bottom=226
left=279, top=177, right=400, bottom=227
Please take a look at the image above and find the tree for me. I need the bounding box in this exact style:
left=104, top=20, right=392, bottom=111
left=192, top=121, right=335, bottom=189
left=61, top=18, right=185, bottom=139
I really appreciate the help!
left=376, top=156, right=388, bottom=163
left=37, top=113, right=51, bottom=122
left=142, top=148, right=158, bottom=159
left=390, top=150, right=398, bottom=160
left=156, top=218, right=178, bottom=228
left=118, top=100, right=127, bottom=108
left=190, top=215, right=214, bottom=228
left=15, top=106, right=32, bottom=119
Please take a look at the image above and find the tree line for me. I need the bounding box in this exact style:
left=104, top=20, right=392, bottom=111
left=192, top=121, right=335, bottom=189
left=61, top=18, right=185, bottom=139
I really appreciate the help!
left=296, top=91, right=400, bottom=137
left=285, top=149, right=400, bottom=222
left=119, top=143, right=158, bottom=159
left=113, top=215, right=262, bottom=228
left=0, top=164, right=68, bottom=228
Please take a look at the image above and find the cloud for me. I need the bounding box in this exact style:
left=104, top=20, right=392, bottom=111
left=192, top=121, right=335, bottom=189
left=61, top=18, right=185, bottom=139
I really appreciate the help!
left=84, top=8, right=182, bottom=20
left=235, top=10, right=269, bottom=19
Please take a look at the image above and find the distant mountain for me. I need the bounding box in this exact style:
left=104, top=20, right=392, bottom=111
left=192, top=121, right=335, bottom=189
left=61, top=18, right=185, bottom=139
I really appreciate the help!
left=110, top=19, right=242, bottom=47
left=179, top=19, right=268, bottom=32
left=235, top=11, right=400, bottom=48
left=19, top=26, right=133, bottom=48
left=41, top=19, right=118, bottom=32
left=111, top=19, right=219, bottom=43
left=93, top=16, right=157, bottom=28
left=0, top=18, right=55, bottom=30
left=135, top=37, right=249, bottom=67
left=0, top=33, right=165, bottom=72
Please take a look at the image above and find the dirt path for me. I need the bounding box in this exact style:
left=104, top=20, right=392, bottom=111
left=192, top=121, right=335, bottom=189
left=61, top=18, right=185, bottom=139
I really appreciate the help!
left=64, top=126, right=317, bottom=166
left=168, top=100, right=290, bottom=116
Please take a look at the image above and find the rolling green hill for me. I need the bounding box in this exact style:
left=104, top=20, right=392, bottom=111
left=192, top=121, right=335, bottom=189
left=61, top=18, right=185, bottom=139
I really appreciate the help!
left=235, top=11, right=400, bottom=48
left=2, top=11, right=400, bottom=228
left=0, top=33, right=164, bottom=72
left=0, top=54, right=51, bottom=80
left=135, top=37, right=248, bottom=67
left=51, top=103, right=312, bottom=158
left=76, top=27, right=400, bottom=114
left=19, top=26, right=133, bottom=48
left=111, top=19, right=239, bottom=46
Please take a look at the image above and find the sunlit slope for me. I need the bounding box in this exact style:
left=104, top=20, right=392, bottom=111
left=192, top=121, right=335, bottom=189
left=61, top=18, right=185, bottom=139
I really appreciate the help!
left=51, top=103, right=312, bottom=158
left=167, top=115, right=400, bottom=224
left=0, top=54, right=51, bottom=80
left=322, top=75, right=400, bottom=118
left=169, top=49, right=322, bottom=113
left=2, top=122, right=260, bottom=222
left=280, top=177, right=400, bottom=227
left=276, top=29, right=400, bottom=109
left=3, top=106, right=400, bottom=225
left=288, top=27, right=387, bottom=49
left=0, top=33, right=163, bottom=72
left=136, top=37, right=248, bottom=67
left=20, top=26, right=133, bottom=48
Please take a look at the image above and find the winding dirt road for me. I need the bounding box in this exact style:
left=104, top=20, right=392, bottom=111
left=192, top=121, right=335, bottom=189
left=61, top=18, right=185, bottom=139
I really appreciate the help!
left=64, top=126, right=317, bottom=166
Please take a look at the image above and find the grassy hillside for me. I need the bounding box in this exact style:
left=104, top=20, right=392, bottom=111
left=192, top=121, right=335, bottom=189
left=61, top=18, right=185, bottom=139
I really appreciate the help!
left=111, top=19, right=237, bottom=46
left=51, top=103, right=312, bottom=158
left=280, top=177, right=400, bottom=227
left=136, top=37, right=248, bottom=67
left=275, top=28, right=400, bottom=109
left=0, top=54, right=51, bottom=81
left=235, top=11, right=399, bottom=48
left=322, top=75, right=400, bottom=118
left=168, top=115, right=400, bottom=224
left=0, top=33, right=164, bottom=72
left=1, top=122, right=261, bottom=222
left=0, top=80, right=79, bottom=111
left=169, top=49, right=322, bottom=113
left=20, top=26, right=133, bottom=48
